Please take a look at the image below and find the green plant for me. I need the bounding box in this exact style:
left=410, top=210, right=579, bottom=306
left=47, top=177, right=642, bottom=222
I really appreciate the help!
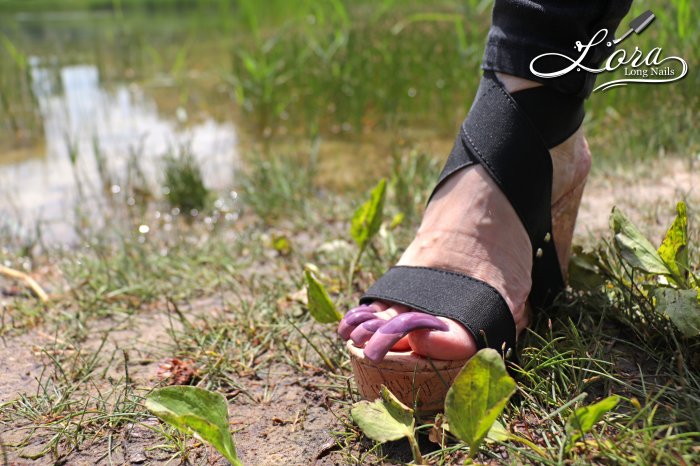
left=444, top=348, right=517, bottom=457
left=389, top=150, right=440, bottom=223
left=566, top=395, right=621, bottom=445
left=609, top=202, right=699, bottom=336
left=163, top=149, right=211, bottom=216
left=347, top=178, right=387, bottom=294
left=145, top=386, right=243, bottom=466
left=304, top=268, right=341, bottom=324
left=351, top=385, right=425, bottom=465
left=238, top=146, right=318, bottom=222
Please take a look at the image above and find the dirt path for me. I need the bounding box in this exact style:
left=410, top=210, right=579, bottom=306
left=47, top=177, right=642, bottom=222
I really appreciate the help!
left=0, top=298, right=349, bottom=465
left=576, top=157, right=699, bottom=239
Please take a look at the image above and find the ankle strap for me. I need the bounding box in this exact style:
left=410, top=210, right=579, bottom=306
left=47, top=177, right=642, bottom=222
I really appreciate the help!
left=510, top=78, right=585, bottom=148
left=431, top=71, right=578, bottom=309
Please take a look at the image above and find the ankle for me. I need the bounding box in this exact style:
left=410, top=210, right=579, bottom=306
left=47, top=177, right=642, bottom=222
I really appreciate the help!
left=492, top=73, right=591, bottom=202
left=495, top=72, right=542, bottom=93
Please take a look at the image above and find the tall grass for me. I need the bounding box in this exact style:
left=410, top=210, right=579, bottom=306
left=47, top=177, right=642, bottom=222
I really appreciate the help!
left=238, top=138, right=319, bottom=223
left=224, top=0, right=699, bottom=165
left=0, top=0, right=698, bottom=182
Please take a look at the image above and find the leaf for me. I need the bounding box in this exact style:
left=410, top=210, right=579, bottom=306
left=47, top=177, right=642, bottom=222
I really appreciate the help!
left=566, top=395, right=620, bottom=442
left=145, top=386, right=242, bottom=466
left=272, top=234, right=292, bottom=256
left=304, top=270, right=341, bottom=323
left=350, top=178, right=387, bottom=249
left=351, top=385, right=415, bottom=443
left=428, top=413, right=449, bottom=444
left=568, top=247, right=606, bottom=291
left=610, top=207, right=670, bottom=275
left=389, top=212, right=405, bottom=230
left=657, top=202, right=688, bottom=282
left=654, top=287, right=700, bottom=337
left=485, top=420, right=510, bottom=442
left=444, top=348, right=517, bottom=456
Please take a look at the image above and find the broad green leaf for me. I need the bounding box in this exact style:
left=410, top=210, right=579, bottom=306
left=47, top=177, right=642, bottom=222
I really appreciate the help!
left=610, top=207, right=670, bottom=275
left=566, top=395, right=619, bottom=442
left=654, top=287, right=700, bottom=337
left=350, top=178, right=387, bottom=249
left=444, top=348, right=517, bottom=456
left=657, top=202, right=688, bottom=282
left=351, top=385, right=415, bottom=443
left=304, top=270, right=341, bottom=323
left=568, top=247, right=606, bottom=291
left=145, top=386, right=242, bottom=466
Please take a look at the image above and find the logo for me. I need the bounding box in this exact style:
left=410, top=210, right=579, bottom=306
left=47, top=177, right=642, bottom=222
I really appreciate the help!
left=529, top=10, right=688, bottom=92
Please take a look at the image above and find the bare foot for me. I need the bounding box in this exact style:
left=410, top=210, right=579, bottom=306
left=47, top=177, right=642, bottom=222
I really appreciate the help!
left=343, top=74, right=591, bottom=361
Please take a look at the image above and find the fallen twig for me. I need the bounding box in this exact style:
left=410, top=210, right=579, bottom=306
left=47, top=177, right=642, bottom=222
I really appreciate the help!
left=0, top=265, right=49, bottom=302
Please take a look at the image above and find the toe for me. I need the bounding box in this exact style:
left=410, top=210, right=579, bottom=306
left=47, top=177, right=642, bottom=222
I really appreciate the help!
left=373, top=303, right=411, bottom=350
left=407, top=317, right=477, bottom=360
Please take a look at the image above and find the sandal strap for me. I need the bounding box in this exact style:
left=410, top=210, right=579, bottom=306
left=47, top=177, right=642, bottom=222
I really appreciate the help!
left=360, top=72, right=584, bottom=355
left=360, top=266, right=515, bottom=354
left=432, top=71, right=583, bottom=308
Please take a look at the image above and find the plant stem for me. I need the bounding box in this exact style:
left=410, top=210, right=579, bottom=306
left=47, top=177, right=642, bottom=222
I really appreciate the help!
left=505, top=433, right=548, bottom=458
left=406, top=433, right=425, bottom=465
left=288, top=318, right=336, bottom=371
left=346, top=243, right=365, bottom=297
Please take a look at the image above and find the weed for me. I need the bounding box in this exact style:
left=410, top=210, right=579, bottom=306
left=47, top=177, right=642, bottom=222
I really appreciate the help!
left=389, top=149, right=440, bottom=223
left=238, top=140, right=319, bottom=223
left=163, top=148, right=211, bottom=217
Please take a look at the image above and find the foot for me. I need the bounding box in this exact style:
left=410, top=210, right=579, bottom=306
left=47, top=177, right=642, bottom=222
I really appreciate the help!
left=343, top=74, right=591, bottom=361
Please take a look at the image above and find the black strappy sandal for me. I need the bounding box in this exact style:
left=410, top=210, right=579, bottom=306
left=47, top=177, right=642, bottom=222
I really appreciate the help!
left=359, top=71, right=585, bottom=360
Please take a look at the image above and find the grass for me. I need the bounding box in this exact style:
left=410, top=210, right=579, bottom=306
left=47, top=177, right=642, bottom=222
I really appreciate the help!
left=0, top=1, right=697, bottom=169
left=238, top=138, right=320, bottom=224
left=0, top=141, right=698, bottom=464
left=163, top=148, right=212, bottom=216
left=0, top=0, right=698, bottom=464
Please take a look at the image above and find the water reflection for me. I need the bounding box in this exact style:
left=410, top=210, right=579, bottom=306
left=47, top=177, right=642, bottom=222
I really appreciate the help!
left=0, top=61, right=237, bottom=241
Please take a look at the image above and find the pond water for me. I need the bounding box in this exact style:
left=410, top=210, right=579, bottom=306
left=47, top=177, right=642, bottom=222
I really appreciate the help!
left=1, top=3, right=478, bottom=241
left=3, top=61, right=236, bottom=236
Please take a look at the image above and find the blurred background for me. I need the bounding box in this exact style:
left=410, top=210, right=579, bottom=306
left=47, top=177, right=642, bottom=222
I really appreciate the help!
left=0, top=0, right=697, bottom=242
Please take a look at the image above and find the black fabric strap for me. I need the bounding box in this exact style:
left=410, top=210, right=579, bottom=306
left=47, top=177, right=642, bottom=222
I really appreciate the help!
left=360, top=266, right=515, bottom=354
left=431, top=71, right=583, bottom=308
left=510, top=85, right=585, bottom=148
left=361, top=72, right=584, bottom=355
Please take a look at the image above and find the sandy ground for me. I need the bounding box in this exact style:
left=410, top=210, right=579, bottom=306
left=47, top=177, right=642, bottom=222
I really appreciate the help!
left=576, top=157, right=699, bottom=240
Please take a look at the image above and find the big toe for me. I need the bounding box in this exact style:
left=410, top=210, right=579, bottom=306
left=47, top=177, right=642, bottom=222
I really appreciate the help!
left=407, top=317, right=477, bottom=360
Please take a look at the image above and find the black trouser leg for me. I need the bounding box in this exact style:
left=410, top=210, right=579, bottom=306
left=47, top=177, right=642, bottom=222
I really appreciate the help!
left=481, top=0, right=634, bottom=97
